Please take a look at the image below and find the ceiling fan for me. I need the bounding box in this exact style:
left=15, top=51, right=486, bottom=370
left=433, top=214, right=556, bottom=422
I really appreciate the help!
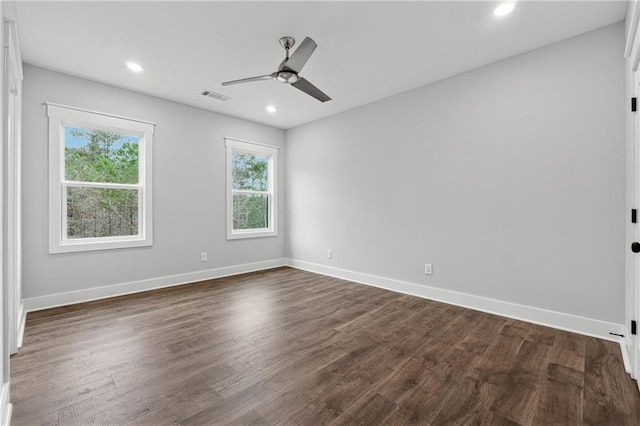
left=222, top=36, right=331, bottom=103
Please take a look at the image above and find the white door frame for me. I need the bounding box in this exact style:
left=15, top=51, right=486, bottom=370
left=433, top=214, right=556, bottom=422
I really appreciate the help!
left=626, top=0, right=640, bottom=385
left=3, top=18, right=22, bottom=357
left=633, top=68, right=640, bottom=383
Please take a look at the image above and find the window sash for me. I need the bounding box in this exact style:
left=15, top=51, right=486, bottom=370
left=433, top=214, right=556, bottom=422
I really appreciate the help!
left=230, top=156, right=273, bottom=232
left=61, top=182, right=144, bottom=242
left=231, top=189, right=270, bottom=196
left=63, top=124, right=141, bottom=185
left=232, top=192, right=271, bottom=231
left=63, top=180, right=141, bottom=190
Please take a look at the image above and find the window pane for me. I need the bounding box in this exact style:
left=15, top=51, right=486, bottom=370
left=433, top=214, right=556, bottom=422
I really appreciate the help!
left=67, top=186, right=139, bottom=238
left=65, top=126, right=139, bottom=184
left=232, top=152, right=268, bottom=191
left=233, top=193, right=268, bottom=230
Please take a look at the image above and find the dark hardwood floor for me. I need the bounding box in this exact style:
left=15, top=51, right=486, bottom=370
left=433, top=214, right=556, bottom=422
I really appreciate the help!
left=10, top=267, right=640, bottom=425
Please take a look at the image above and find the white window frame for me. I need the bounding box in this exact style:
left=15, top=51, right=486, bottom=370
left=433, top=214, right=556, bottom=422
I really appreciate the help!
left=47, top=103, right=154, bottom=253
left=225, top=137, right=278, bottom=240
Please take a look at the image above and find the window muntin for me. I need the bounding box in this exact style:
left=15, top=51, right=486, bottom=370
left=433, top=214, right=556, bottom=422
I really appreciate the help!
left=226, top=138, right=278, bottom=239
left=47, top=103, right=154, bottom=253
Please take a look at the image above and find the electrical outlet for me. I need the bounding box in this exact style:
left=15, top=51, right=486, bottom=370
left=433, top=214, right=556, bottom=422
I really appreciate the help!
left=424, top=263, right=433, bottom=275
left=201, top=252, right=208, bottom=262
left=327, top=249, right=332, bottom=259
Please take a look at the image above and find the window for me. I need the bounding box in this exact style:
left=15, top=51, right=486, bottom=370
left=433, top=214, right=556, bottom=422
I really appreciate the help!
left=226, top=138, right=278, bottom=239
left=47, top=103, right=154, bottom=253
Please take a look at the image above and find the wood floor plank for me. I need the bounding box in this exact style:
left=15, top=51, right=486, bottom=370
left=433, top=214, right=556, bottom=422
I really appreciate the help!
left=429, top=377, right=497, bottom=425
left=215, top=332, right=350, bottom=399
left=58, top=362, right=231, bottom=425
left=11, top=375, right=116, bottom=424
left=489, top=340, right=551, bottom=425
left=548, top=328, right=586, bottom=371
left=254, top=335, right=387, bottom=424
left=277, top=354, right=394, bottom=424
left=225, top=409, right=271, bottom=426
left=252, top=360, right=347, bottom=424
left=525, top=323, right=557, bottom=347
left=458, top=315, right=504, bottom=356
left=482, top=333, right=524, bottom=368
left=583, top=338, right=640, bottom=425
left=9, top=267, right=640, bottom=425
left=329, top=391, right=397, bottom=426
left=533, top=378, right=583, bottom=425
left=379, top=370, right=454, bottom=425
left=375, top=355, right=438, bottom=403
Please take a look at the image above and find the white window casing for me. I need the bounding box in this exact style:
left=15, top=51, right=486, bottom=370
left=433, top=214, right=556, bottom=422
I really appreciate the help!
left=225, top=137, right=278, bottom=240
left=47, top=103, right=155, bottom=253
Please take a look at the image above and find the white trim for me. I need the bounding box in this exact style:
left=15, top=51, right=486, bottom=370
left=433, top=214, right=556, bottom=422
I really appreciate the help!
left=225, top=138, right=278, bottom=240
left=47, top=103, right=154, bottom=253
left=632, top=28, right=640, bottom=73
left=23, top=259, right=286, bottom=312
left=224, top=136, right=280, bottom=151
left=286, top=259, right=625, bottom=343
left=632, top=50, right=640, bottom=380
left=3, top=17, right=22, bottom=356
left=3, top=19, right=21, bottom=81
left=626, top=1, right=640, bottom=59
left=0, top=382, right=10, bottom=426
left=620, top=330, right=632, bottom=374
left=44, top=102, right=155, bottom=126
left=3, top=19, right=21, bottom=83
left=16, top=301, right=25, bottom=349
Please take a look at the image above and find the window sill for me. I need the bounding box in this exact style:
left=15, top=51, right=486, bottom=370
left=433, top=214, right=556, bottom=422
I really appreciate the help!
left=50, top=237, right=152, bottom=254
left=226, top=229, right=278, bottom=240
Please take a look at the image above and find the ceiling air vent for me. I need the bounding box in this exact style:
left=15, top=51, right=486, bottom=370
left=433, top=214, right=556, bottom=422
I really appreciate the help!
left=201, top=90, right=231, bottom=102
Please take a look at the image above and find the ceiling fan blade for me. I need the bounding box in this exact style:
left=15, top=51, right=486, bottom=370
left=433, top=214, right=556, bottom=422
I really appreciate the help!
left=291, top=77, right=331, bottom=102
left=222, top=73, right=275, bottom=86
left=281, top=37, right=317, bottom=73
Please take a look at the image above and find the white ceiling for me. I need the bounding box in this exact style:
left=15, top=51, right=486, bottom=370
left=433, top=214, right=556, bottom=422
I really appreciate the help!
left=15, top=1, right=627, bottom=129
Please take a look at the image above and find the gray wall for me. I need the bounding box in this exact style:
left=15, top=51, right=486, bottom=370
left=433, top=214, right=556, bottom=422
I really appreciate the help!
left=286, top=23, right=625, bottom=323
left=22, top=65, right=286, bottom=299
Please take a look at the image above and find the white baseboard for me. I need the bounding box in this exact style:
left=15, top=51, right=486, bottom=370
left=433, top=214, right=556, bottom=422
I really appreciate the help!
left=23, top=259, right=286, bottom=312
left=0, top=382, right=11, bottom=426
left=618, top=326, right=632, bottom=374
left=21, top=257, right=627, bottom=344
left=16, top=301, right=26, bottom=349
left=286, top=259, right=625, bottom=343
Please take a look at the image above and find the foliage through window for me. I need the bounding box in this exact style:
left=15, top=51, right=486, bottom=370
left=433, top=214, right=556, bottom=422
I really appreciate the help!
left=65, top=127, right=139, bottom=239
left=47, top=104, right=154, bottom=253
left=226, top=138, right=278, bottom=239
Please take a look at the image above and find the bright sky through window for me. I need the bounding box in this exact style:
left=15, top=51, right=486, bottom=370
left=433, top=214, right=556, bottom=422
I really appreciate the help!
left=64, top=126, right=137, bottom=149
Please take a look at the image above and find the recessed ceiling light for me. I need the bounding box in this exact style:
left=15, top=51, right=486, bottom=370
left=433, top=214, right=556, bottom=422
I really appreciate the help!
left=266, top=105, right=277, bottom=113
left=125, top=61, right=144, bottom=72
left=494, top=2, right=515, bottom=16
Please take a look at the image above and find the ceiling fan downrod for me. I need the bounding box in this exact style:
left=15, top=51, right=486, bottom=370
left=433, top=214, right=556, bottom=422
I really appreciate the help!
left=279, top=36, right=296, bottom=60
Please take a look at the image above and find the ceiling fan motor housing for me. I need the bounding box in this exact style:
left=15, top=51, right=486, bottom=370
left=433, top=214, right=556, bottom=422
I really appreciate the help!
left=276, top=71, right=298, bottom=84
